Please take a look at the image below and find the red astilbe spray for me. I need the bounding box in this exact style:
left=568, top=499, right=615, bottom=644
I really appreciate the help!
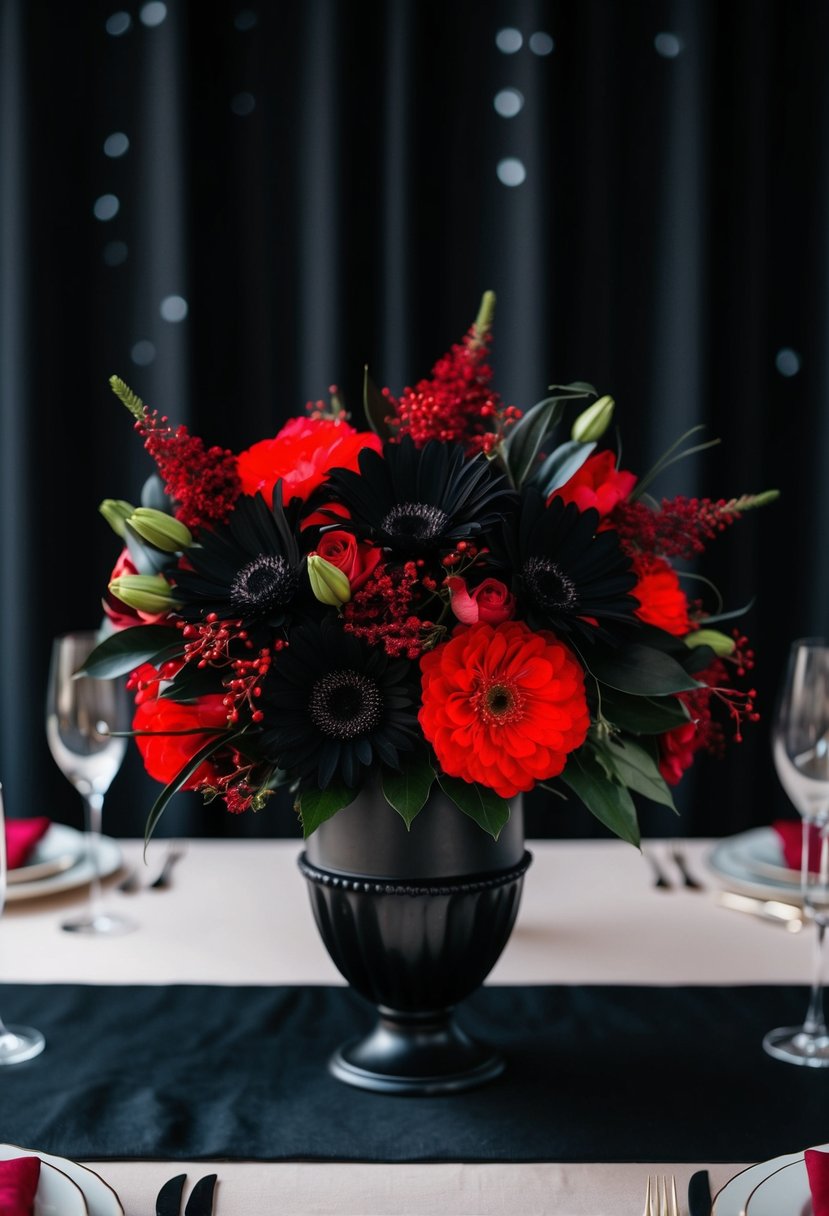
left=383, top=292, right=521, bottom=455
left=612, top=492, right=779, bottom=560
left=343, top=561, right=441, bottom=659
left=109, top=377, right=242, bottom=532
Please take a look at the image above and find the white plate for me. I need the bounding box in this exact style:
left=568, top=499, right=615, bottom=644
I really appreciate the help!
left=5, top=827, right=121, bottom=903
left=708, top=828, right=803, bottom=904
left=713, top=1142, right=829, bottom=1215
left=744, top=1158, right=812, bottom=1214
left=0, top=1145, right=87, bottom=1215
left=0, top=1144, right=123, bottom=1216
left=734, top=827, right=804, bottom=886
left=8, top=824, right=83, bottom=885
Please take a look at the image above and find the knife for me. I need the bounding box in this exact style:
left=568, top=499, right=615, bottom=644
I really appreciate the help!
left=717, top=890, right=804, bottom=931
left=688, top=1168, right=712, bottom=1216
left=184, top=1173, right=217, bottom=1216
left=156, top=1173, right=186, bottom=1216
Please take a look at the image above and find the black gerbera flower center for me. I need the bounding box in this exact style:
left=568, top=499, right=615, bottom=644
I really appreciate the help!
left=381, top=502, right=450, bottom=543
left=308, top=670, right=383, bottom=740
left=230, top=555, right=298, bottom=615
left=522, top=556, right=580, bottom=613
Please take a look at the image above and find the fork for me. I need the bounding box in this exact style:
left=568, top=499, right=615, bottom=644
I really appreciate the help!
left=644, top=849, right=673, bottom=890
left=642, top=1175, right=680, bottom=1216
left=149, top=842, right=187, bottom=890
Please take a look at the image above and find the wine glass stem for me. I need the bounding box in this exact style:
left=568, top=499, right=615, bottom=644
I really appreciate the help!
left=803, top=818, right=829, bottom=1038
left=83, top=791, right=104, bottom=921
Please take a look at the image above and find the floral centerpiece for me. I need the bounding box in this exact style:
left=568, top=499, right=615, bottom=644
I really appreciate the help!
left=83, top=293, right=776, bottom=848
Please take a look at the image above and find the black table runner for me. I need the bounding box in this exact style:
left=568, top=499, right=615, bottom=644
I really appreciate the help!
left=0, top=982, right=827, bottom=1162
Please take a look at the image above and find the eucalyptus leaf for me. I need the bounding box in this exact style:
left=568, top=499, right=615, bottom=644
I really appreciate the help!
left=536, top=439, right=596, bottom=497
left=595, top=736, right=678, bottom=812
left=297, top=784, right=359, bottom=838
left=589, top=642, right=700, bottom=696
left=560, top=750, right=641, bottom=847
left=144, top=730, right=236, bottom=851
left=363, top=367, right=393, bottom=441
left=437, top=776, right=510, bottom=840
left=599, top=688, right=690, bottom=734
left=76, top=625, right=183, bottom=679
left=382, top=758, right=435, bottom=829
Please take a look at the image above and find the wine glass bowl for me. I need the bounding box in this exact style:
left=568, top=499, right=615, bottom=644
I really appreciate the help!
left=764, top=638, right=829, bottom=1066
left=45, top=631, right=134, bottom=936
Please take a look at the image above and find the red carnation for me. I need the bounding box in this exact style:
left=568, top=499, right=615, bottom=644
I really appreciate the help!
left=236, top=417, right=382, bottom=504
left=419, top=620, right=590, bottom=799
left=133, top=695, right=228, bottom=788
left=631, top=554, right=691, bottom=636
left=552, top=450, right=637, bottom=517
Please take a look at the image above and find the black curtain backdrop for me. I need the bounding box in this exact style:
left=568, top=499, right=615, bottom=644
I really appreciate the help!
left=0, top=0, right=826, bottom=840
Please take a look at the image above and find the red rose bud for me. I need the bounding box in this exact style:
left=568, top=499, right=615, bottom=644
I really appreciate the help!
left=446, top=576, right=516, bottom=626
left=571, top=395, right=615, bottom=443
left=109, top=573, right=179, bottom=614
left=314, top=529, right=382, bottom=592
left=307, top=554, right=351, bottom=606
left=99, top=498, right=135, bottom=538
left=128, top=507, right=193, bottom=552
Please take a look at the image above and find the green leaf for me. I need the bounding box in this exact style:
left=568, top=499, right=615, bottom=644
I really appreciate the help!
left=437, top=776, right=510, bottom=839
left=547, top=380, right=597, bottom=396
left=599, top=688, right=690, bottom=734
left=144, top=730, right=236, bottom=852
left=631, top=425, right=720, bottom=499
left=160, top=662, right=225, bottom=701
left=560, top=749, right=641, bottom=847
left=589, top=642, right=700, bottom=696
left=297, top=784, right=358, bottom=838
left=535, top=439, right=596, bottom=497
left=123, top=521, right=172, bottom=575
left=502, top=397, right=565, bottom=488
left=363, top=367, right=393, bottom=441
left=76, top=625, right=183, bottom=679
left=382, top=757, right=435, bottom=829
left=594, top=737, right=678, bottom=812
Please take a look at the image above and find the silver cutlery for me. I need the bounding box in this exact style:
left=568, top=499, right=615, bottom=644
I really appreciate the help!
left=644, top=849, right=672, bottom=890
left=149, top=843, right=187, bottom=890
left=687, top=1168, right=713, bottom=1216
left=717, top=889, right=804, bottom=931
left=670, top=845, right=704, bottom=890
left=156, top=1172, right=186, bottom=1216
left=184, top=1173, right=217, bottom=1216
left=641, top=1174, right=679, bottom=1216
left=116, top=866, right=141, bottom=894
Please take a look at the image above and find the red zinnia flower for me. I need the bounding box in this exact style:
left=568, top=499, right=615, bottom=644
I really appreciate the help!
left=631, top=554, right=691, bottom=636
left=133, top=695, right=228, bottom=788
left=419, top=620, right=590, bottom=799
left=553, top=450, right=637, bottom=517
left=236, top=417, right=382, bottom=504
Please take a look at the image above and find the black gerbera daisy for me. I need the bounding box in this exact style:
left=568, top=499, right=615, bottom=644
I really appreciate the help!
left=512, top=490, right=639, bottom=641
left=173, top=485, right=304, bottom=628
left=258, top=618, right=421, bottom=790
left=320, top=436, right=518, bottom=555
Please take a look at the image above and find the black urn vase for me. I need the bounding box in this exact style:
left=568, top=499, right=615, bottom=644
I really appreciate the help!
left=298, top=782, right=531, bottom=1095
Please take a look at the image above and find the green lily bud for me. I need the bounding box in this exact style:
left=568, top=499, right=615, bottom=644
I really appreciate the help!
left=571, top=395, right=615, bottom=443
left=109, top=573, right=178, bottom=614
left=128, top=508, right=193, bottom=552
left=685, top=629, right=736, bottom=658
left=307, top=554, right=351, bottom=607
left=99, top=499, right=135, bottom=539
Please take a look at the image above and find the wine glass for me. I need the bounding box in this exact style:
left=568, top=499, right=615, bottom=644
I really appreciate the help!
left=45, top=630, right=135, bottom=935
left=0, top=784, right=45, bottom=1063
left=764, top=637, right=829, bottom=1066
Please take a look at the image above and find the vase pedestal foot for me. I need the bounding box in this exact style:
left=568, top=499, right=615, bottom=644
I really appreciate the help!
left=329, top=1006, right=504, bottom=1095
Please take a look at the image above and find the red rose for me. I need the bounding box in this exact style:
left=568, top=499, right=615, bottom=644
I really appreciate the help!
left=631, top=555, right=690, bottom=636
left=552, top=450, right=637, bottom=517
left=236, top=417, right=382, bottom=504
left=446, top=576, right=516, bottom=626
left=658, top=721, right=700, bottom=786
left=133, top=695, right=228, bottom=788
left=103, top=549, right=171, bottom=631
left=313, top=530, right=382, bottom=593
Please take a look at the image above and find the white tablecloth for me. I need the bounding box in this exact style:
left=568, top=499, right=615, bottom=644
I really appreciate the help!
left=5, top=837, right=803, bottom=1213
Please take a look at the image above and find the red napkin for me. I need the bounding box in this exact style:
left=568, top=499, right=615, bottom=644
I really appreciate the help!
left=772, top=819, right=822, bottom=874
left=6, top=818, right=50, bottom=871
left=805, top=1148, right=829, bottom=1215
left=0, top=1156, right=40, bottom=1215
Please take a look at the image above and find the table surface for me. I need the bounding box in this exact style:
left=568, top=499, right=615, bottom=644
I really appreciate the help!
left=3, top=835, right=808, bottom=1213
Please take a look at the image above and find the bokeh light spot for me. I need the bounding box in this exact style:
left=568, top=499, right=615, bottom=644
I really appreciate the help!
left=494, top=89, right=524, bottom=118
left=160, top=295, right=189, bottom=323
left=103, top=241, right=129, bottom=267
left=93, top=194, right=120, bottom=221
left=139, top=2, right=167, bottom=27
left=529, top=31, right=554, bottom=55
left=131, top=341, right=156, bottom=366
left=654, top=32, right=683, bottom=57
left=105, top=12, right=131, bottom=36
left=496, top=158, right=526, bottom=187
left=495, top=28, right=522, bottom=54
left=775, top=348, right=801, bottom=377
left=103, top=132, right=130, bottom=158
left=230, top=92, right=256, bottom=116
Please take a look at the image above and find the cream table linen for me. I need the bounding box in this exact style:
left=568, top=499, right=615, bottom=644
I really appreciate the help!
left=3, top=838, right=794, bottom=1212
